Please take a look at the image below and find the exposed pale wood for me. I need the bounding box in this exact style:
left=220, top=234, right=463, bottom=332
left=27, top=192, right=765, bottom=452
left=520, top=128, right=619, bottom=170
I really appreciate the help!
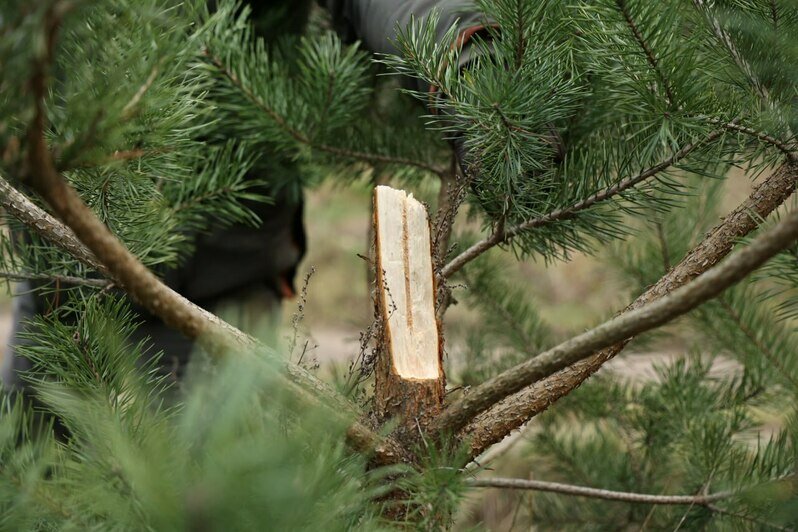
left=373, top=186, right=444, bottom=431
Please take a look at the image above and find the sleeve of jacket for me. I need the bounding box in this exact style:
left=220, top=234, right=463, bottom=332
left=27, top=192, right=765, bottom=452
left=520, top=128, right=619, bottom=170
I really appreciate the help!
left=325, top=0, right=490, bottom=70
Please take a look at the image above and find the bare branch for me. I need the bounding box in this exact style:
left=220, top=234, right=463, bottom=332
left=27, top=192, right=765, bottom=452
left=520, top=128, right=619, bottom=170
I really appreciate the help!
left=458, top=161, right=798, bottom=457
left=441, top=129, right=724, bottom=278
left=433, top=191, right=798, bottom=435
left=465, top=477, right=730, bottom=505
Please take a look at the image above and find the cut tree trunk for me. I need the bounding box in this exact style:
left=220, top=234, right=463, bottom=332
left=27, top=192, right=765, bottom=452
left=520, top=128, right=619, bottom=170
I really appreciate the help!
left=373, top=186, right=445, bottom=435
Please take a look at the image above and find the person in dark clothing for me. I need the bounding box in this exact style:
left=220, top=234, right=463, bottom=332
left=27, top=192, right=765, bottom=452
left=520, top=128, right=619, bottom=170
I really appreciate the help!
left=1, top=0, right=491, bottom=387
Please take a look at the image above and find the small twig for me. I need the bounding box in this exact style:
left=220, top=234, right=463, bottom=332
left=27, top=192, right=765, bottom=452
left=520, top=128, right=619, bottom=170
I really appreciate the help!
left=673, top=472, right=715, bottom=531
left=465, top=477, right=730, bottom=505
left=706, top=503, right=791, bottom=531
left=121, top=64, right=160, bottom=119
left=0, top=270, right=111, bottom=289
left=655, top=221, right=671, bottom=273
left=717, top=296, right=798, bottom=389
left=616, top=0, right=676, bottom=107
left=288, top=267, right=315, bottom=360
left=692, top=0, right=770, bottom=104
left=709, top=119, right=798, bottom=163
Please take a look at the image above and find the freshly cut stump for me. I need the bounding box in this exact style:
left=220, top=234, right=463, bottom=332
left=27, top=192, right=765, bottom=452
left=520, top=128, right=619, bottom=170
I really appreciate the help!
left=373, top=186, right=444, bottom=432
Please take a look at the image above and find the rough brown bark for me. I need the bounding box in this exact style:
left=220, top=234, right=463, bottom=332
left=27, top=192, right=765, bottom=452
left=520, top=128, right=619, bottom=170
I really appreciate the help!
left=373, top=186, right=445, bottom=435
left=459, top=161, right=798, bottom=458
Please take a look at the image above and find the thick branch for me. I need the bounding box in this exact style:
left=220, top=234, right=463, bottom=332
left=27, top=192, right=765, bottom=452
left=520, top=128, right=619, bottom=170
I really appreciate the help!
left=465, top=477, right=730, bottom=505
left=433, top=189, right=798, bottom=435
left=459, top=161, right=798, bottom=457
left=0, top=177, right=105, bottom=274
left=12, top=7, right=399, bottom=460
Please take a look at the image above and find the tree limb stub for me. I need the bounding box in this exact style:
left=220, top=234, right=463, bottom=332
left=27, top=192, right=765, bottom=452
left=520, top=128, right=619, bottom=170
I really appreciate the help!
left=373, top=186, right=445, bottom=432
left=458, top=161, right=798, bottom=457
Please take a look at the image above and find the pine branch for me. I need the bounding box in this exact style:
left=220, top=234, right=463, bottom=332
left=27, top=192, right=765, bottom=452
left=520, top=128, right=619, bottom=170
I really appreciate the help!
left=442, top=118, right=796, bottom=279
left=441, top=128, right=725, bottom=278
left=458, top=160, right=798, bottom=458
left=432, top=178, right=798, bottom=435
left=465, top=477, right=731, bottom=505
left=615, top=0, right=676, bottom=107
left=202, top=48, right=446, bottom=178
left=2, top=168, right=405, bottom=464
left=717, top=295, right=798, bottom=389
left=9, top=6, right=404, bottom=465
left=694, top=0, right=796, bottom=152
left=706, top=504, right=791, bottom=531
left=710, top=119, right=798, bottom=163
left=769, top=0, right=779, bottom=30
left=6, top=163, right=404, bottom=462
left=0, top=271, right=111, bottom=289
left=692, top=0, right=770, bottom=104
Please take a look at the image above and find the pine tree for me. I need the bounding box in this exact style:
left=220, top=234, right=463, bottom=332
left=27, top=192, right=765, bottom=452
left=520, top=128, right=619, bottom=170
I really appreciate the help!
left=1, top=0, right=798, bottom=529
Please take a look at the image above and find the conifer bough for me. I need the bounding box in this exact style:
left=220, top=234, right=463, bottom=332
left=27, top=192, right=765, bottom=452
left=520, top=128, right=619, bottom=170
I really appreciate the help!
left=459, top=160, right=798, bottom=456
left=433, top=192, right=798, bottom=435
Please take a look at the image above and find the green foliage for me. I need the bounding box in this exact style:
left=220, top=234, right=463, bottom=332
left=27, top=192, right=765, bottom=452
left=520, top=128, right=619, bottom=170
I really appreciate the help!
left=2, top=0, right=798, bottom=528
left=2, top=295, right=389, bottom=530
left=455, top=245, right=552, bottom=386
left=520, top=355, right=796, bottom=530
